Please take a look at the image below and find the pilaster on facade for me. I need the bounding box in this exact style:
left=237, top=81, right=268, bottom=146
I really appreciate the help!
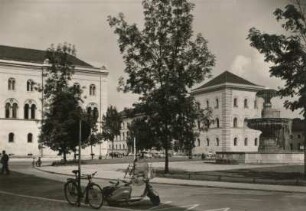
left=221, top=88, right=232, bottom=152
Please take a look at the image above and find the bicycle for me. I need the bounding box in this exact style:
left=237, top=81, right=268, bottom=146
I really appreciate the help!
left=64, top=170, right=103, bottom=209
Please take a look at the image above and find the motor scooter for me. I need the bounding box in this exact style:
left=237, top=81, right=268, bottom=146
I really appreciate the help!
left=102, top=162, right=160, bottom=206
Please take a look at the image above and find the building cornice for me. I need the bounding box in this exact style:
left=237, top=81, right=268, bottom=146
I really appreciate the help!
left=0, top=59, right=109, bottom=76
left=191, top=82, right=265, bottom=95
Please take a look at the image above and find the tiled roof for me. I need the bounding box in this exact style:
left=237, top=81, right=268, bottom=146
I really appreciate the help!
left=195, top=71, right=260, bottom=90
left=0, top=45, right=93, bottom=68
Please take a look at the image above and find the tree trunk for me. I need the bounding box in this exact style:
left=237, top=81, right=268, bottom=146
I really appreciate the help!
left=63, top=151, right=67, bottom=163
left=164, top=143, right=169, bottom=174
left=112, top=139, right=114, bottom=159
left=304, top=111, right=306, bottom=178
left=91, top=144, right=94, bottom=160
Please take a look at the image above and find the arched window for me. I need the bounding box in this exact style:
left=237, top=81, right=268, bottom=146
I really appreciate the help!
left=27, top=79, right=34, bottom=91
left=215, top=98, right=219, bottom=108
left=31, top=104, right=36, bottom=119
left=5, top=103, right=10, bottom=118
left=93, top=107, right=99, bottom=119
left=27, top=133, right=33, bottom=143
left=216, top=138, right=220, bottom=146
left=254, top=100, right=258, bottom=109
left=206, top=138, right=210, bottom=146
left=12, top=103, right=18, bottom=118
left=216, top=118, right=220, bottom=128
left=206, top=100, right=210, bottom=108
left=234, top=137, right=238, bottom=146
left=244, top=118, right=248, bottom=127
left=8, top=78, right=16, bottom=90
left=87, top=107, right=92, bottom=115
left=197, top=138, right=200, bottom=146
left=233, top=117, right=238, bottom=128
left=254, top=138, right=258, bottom=146
left=24, top=104, right=29, bottom=119
left=233, top=98, right=238, bottom=107
left=9, top=133, right=14, bottom=143
left=244, top=99, right=248, bottom=108
left=89, top=84, right=96, bottom=96
left=244, top=138, right=248, bottom=146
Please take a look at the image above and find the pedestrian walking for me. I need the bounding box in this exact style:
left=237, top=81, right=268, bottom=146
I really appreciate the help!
left=36, top=157, right=42, bottom=167
left=1, top=150, right=10, bottom=174
left=32, top=157, right=36, bottom=167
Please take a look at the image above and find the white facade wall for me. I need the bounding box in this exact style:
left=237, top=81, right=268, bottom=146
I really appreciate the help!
left=193, top=85, right=262, bottom=154
left=0, top=60, right=108, bottom=158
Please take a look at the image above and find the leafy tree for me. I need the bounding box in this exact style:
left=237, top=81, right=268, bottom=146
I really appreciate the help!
left=108, top=0, right=215, bottom=173
left=84, top=108, right=103, bottom=160
left=101, top=106, right=122, bottom=158
left=126, top=117, right=161, bottom=153
left=248, top=1, right=306, bottom=175
left=39, top=44, right=97, bottom=162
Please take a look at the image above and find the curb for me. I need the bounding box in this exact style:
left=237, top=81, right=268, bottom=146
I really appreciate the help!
left=33, top=167, right=306, bottom=194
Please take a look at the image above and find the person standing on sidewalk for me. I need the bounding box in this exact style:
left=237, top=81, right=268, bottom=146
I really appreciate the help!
left=1, top=150, right=10, bottom=174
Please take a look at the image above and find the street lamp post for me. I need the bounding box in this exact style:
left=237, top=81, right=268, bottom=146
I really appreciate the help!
left=134, top=137, right=136, bottom=160
left=77, top=114, right=82, bottom=206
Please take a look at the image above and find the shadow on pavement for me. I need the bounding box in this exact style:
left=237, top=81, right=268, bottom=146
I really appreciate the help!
left=0, top=171, right=189, bottom=211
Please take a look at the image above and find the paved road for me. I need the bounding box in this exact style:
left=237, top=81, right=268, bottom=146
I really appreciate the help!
left=1, top=162, right=306, bottom=211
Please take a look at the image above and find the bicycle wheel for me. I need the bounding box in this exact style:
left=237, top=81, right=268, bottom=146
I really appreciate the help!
left=87, top=183, right=103, bottom=209
left=64, top=181, right=79, bottom=205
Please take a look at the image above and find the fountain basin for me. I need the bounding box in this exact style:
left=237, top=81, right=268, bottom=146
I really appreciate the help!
left=247, top=118, right=292, bottom=152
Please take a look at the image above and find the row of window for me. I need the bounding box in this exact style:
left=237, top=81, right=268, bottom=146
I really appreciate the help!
left=4, top=99, right=99, bottom=119
left=290, top=134, right=303, bottom=139
left=8, top=133, right=33, bottom=143
left=198, top=137, right=258, bottom=147
left=5, top=101, right=38, bottom=119
left=198, top=117, right=251, bottom=129
left=114, top=131, right=130, bottom=141
left=204, top=98, right=258, bottom=109
left=109, top=143, right=127, bottom=150
left=7, top=78, right=97, bottom=96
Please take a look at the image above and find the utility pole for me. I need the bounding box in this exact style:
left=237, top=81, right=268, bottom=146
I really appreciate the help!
left=134, top=137, right=136, bottom=160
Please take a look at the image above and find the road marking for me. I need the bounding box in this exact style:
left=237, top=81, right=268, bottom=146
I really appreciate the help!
left=155, top=204, right=199, bottom=211
left=185, top=204, right=199, bottom=210
left=204, top=208, right=230, bottom=211
left=0, top=190, right=135, bottom=211
left=148, top=201, right=172, bottom=210
left=0, top=190, right=67, bottom=203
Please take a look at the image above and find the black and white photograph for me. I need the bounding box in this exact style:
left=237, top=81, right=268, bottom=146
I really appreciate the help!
left=0, top=0, right=306, bottom=210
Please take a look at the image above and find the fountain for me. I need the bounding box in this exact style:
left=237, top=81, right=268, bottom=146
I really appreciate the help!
left=247, top=89, right=292, bottom=152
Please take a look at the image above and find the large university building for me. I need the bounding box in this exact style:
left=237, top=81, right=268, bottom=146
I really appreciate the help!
left=191, top=71, right=264, bottom=154
left=0, top=45, right=109, bottom=157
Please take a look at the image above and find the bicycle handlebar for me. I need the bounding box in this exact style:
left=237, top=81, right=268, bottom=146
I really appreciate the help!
left=71, top=170, right=97, bottom=179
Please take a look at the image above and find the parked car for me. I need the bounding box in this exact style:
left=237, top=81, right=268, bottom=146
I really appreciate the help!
left=141, top=151, right=153, bottom=159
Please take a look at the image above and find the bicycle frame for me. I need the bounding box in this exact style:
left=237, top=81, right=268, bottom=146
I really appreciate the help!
left=68, top=170, right=97, bottom=205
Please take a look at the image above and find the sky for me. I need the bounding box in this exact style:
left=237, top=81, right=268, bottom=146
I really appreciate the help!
left=0, top=0, right=301, bottom=118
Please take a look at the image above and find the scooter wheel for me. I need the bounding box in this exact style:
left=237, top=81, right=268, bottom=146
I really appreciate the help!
left=149, top=195, right=160, bottom=206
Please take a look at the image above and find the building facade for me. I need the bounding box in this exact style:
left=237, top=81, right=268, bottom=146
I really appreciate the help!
left=0, top=45, right=109, bottom=157
left=192, top=71, right=264, bottom=154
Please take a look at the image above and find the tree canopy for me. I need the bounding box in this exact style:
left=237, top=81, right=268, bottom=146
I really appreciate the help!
left=108, top=0, right=215, bottom=173
left=101, top=106, right=122, bottom=158
left=248, top=0, right=306, bottom=175
left=39, top=44, right=99, bottom=161
left=248, top=1, right=306, bottom=116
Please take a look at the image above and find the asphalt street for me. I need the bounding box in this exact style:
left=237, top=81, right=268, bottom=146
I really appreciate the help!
left=1, top=162, right=306, bottom=211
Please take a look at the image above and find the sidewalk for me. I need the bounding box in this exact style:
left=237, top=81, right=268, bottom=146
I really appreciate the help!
left=34, top=162, right=306, bottom=193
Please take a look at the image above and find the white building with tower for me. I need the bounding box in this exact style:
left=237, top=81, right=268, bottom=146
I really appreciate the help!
left=0, top=45, right=109, bottom=158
